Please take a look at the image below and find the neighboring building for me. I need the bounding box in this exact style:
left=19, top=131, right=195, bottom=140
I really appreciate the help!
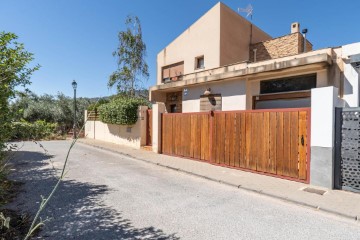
left=149, top=2, right=360, bottom=113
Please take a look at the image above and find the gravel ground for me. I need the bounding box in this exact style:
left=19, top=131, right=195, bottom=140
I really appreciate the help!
left=5, top=140, right=360, bottom=240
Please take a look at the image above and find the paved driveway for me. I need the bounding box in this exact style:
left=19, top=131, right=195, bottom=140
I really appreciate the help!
left=7, top=141, right=360, bottom=239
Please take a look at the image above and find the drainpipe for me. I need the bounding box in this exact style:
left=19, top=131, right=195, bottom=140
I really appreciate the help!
left=253, top=49, right=257, bottom=62
left=302, top=28, right=308, bottom=53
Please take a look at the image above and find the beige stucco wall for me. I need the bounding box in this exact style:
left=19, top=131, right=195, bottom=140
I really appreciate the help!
left=156, top=3, right=221, bottom=85
left=220, top=4, right=271, bottom=66
left=156, top=2, right=272, bottom=85
left=85, top=121, right=141, bottom=148
left=317, top=70, right=328, bottom=88
left=246, top=79, right=259, bottom=109
left=182, top=78, right=247, bottom=112
left=84, top=107, right=148, bottom=149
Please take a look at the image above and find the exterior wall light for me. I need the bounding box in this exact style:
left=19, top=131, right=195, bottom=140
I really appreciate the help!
left=204, top=88, right=212, bottom=96
left=170, top=94, right=177, bottom=101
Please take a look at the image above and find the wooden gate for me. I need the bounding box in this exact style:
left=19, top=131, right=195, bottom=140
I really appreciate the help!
left=161, top=108, right=310, bottom=182
left=162, top=112, right=211, bottom=161
left=146, top=110, right=152, bottom=146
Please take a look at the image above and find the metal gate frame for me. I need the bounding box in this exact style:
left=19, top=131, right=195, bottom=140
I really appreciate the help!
left=334, top=107, right=360, bottom=192
left=334, top=107, right=342, bottom=189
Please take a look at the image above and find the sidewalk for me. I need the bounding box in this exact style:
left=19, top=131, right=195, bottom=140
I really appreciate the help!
left=78, top=138, right=360, bottom=221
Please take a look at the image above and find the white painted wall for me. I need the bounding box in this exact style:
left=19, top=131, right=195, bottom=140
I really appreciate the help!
left=182, top=78, right=247, bottom=112
left=311, top=87, right=338, bottom=148
left=152, top=103, right=166, bottom=153
left=342, top=42, right=360, bottom=107
left=310, top=86, right=344, bottom=189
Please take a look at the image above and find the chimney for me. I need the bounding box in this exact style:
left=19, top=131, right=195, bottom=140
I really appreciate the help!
left=291, top=22, right=300, bottom=33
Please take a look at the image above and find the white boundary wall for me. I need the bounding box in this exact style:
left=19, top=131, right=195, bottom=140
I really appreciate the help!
left=84, top=106, right=148, bottom=149
left=310, top=86, right=345, bottom=188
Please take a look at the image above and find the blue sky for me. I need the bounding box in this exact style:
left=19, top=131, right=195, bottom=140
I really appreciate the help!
left=1, top=0, right=359, bottom=98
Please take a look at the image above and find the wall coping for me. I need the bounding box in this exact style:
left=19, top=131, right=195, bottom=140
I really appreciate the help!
left=150, top=49, right=333, bottom=94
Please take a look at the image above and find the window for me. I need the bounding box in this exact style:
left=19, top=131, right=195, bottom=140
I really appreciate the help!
left=260, top=74, right=316, bottom=94
left=195, top=56, right=205, bottom=69
left=162, top=62, right=184, bottom=83
left=253, top=91, right=311, bottom=110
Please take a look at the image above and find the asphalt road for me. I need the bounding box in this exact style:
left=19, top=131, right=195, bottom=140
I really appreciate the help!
left=7, top=141, right=360, bottom=239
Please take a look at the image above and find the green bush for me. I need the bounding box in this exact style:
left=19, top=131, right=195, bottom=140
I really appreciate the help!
left=87, top=98, right=109, bottom=111
left=10, top=120, right=58, bottom=140
left=98, top=97, right=148, bottom=125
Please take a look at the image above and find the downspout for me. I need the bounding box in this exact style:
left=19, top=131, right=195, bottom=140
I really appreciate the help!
left=253, top=49, right=257, bottom=62
left=302, top=28, right=308, bottom=53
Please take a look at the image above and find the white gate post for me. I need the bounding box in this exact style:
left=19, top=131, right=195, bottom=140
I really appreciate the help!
left=152, top=103, right=166, bottom=153
left=139, top=106, right=149, bottom=147
left=310, top=86, right=343, bottom=188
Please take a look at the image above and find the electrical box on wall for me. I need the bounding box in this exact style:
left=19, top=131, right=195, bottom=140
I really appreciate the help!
left=350, top=54, right=360, bottom=69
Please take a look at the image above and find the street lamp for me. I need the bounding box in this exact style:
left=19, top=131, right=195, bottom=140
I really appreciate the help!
left=72, top=80, right=77, bottom=139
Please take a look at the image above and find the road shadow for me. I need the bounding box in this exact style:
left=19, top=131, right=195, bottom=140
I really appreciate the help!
left=6, top=150, right=180, bottom=240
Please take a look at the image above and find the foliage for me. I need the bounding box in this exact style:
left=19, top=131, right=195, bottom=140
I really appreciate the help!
left=109, top=15, right=149, bottom=96
left=0, top=212, right=10, bottom=230
left=10, top=91, right=92, bottom=134
left=98, top=97, right=148, bottom=125
left=87, top=98, right=109, bottom=111
left=0, top=31, right=39, bottom=160
left=10, top=120, right=58, bottom=141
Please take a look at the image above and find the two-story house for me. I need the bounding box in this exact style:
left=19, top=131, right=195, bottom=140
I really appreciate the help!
left=148, top=2, right=360, bottom=190
left=149, top=2, right=359, bottom=113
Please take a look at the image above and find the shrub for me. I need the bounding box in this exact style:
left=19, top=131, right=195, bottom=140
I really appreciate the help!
left=98, top=97, right=148, bottom=125
left=87, top=98, right=109, bottom=111
left=10, top=120, right=58, bottom=140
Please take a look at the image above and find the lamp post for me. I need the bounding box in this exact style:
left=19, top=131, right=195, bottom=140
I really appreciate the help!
left=72, top=80, right=77, bottom=139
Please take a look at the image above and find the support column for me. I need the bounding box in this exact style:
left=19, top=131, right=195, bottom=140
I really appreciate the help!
left=139, top=106, right=149, bottom=147
left=310, top=86, right=341, bottom=188
left=152, top=103, right=166, bottom=153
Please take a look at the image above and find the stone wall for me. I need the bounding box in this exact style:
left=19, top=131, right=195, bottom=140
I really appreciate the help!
left=250, top=33, right=313, bottom=62
left=165, top=92, right=182, bottom=113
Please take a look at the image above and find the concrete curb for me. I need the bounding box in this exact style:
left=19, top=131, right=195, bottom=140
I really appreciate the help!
left=78, top=141, right=359, bottom=222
